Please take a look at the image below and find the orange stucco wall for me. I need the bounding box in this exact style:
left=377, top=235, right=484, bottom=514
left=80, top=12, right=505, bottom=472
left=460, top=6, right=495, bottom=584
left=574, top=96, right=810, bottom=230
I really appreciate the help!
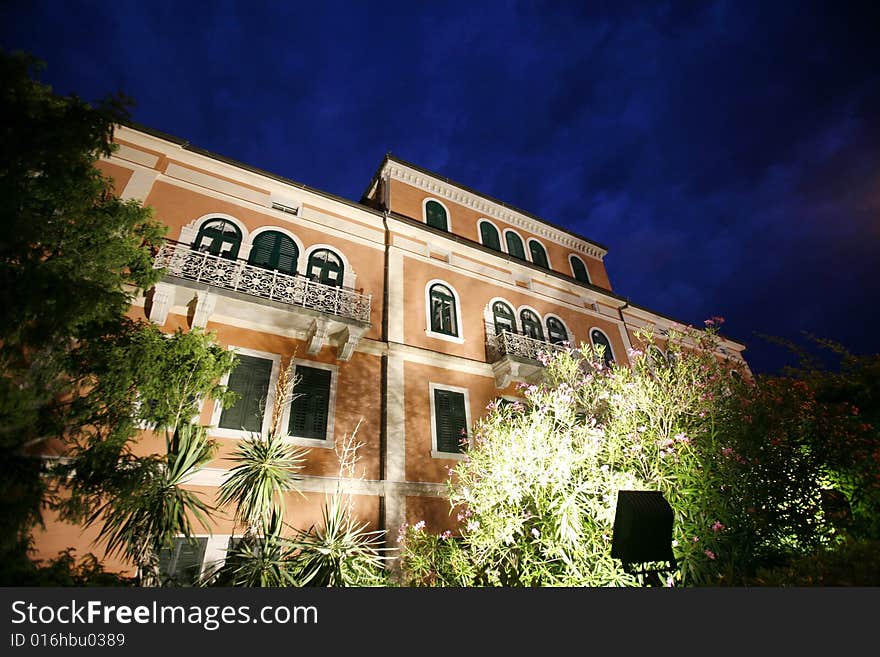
left=389, top=179, right=612, bottom=290
left=401, top=255, right=624, bottom=359
left=402, top=360, right=500, bottom=483
left=95, top=160, right=134, bottom=195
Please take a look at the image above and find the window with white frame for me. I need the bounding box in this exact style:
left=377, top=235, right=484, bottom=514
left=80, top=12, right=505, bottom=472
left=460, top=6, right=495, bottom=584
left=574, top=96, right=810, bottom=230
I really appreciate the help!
left=492, top=300, right=516, bottom=335
left=427, top=282, right=460, bottom=338
left=590, top=328, right=615, bottom=367
left=478, top=219, right=502, bottom=251
left=306, top=248, right=344, bottom=287
left=570, top=254, right=591, bottom=284
left=218, top=354, right=274, bottom=433
left=505, top=230, right=527, bottom=260
left=430, top=384, right=470, bottom=456
left=158, top=537, right=209, bottom=586
left=211, top=348, right=280, bottom=438
left=528, top=239, right=550, bottom=268
left=287, top=362, right=335, bottom=443
left=248, top=230, right=299, bottom=275
left=193, top=218, right=242, bottom=259
left=520, top=308, right=544, bottom=341
left=425, top=199, right=449, bottom=231
left=546, top=316, right=569, bottom=345
left=160, top=535, right=240, bottom=586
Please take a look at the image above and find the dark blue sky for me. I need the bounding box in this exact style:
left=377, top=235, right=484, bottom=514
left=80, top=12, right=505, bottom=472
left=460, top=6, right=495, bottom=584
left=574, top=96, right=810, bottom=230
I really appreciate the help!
left=3, top=1, right=878, bottom=374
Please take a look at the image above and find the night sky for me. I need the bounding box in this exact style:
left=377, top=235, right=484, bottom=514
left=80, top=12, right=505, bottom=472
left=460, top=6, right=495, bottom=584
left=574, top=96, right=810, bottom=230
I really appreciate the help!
left=2, top=1, right=878, bottom=375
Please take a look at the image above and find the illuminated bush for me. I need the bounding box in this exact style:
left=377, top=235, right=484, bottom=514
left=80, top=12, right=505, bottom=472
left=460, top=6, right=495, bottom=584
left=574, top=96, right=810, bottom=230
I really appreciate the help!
left=399, top=324, right=875, bottom=586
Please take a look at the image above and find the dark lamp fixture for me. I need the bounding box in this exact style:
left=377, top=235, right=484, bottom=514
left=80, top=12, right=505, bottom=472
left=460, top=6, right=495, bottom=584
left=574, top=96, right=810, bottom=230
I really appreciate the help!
left=611, top=490, right=677, bottom=582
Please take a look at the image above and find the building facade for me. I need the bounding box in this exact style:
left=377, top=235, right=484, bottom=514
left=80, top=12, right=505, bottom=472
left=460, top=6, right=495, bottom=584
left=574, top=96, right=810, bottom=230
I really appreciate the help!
left=33, top=124, right=750, bottom=581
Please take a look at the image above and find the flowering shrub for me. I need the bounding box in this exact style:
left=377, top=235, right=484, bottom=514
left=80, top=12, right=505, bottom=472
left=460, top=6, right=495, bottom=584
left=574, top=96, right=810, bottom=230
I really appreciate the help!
left=398, top=324, right=879, bottom=586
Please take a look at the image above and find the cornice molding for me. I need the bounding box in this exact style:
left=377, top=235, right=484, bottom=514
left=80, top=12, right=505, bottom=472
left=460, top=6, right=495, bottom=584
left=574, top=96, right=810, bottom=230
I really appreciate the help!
left=384, top=162, right=607, bottom=260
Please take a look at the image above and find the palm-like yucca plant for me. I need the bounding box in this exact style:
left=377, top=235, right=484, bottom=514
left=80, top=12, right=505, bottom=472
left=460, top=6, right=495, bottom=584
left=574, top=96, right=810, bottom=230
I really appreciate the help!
left=215, top=512, right=299, bottom=587
left=216, top=431, right=306, bottom=538
left=289, top=493, right=389, bottom=586
left=216, top=360, right=308, bottom=539
left=91, top=422, right=216, bottom=586
left=288, top=420, right=390, bottom=586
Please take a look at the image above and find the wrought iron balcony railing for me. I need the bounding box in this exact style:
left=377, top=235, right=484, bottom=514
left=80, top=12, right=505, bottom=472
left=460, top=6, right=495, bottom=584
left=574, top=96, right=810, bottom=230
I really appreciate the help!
left=492, top=330, right=567, bottom=363
left=153, top=241, right=371, bottom=323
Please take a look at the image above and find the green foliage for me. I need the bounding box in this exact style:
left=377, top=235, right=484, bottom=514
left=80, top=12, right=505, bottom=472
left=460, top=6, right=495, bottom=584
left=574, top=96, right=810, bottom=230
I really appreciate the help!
left=742, top=538, right=880, bottom=586
left=217, top=431, right=307, bottom=537
left=289, top=494, right=389, bottom=587
left=90, top=423, right=217, bottom=586
left=399, top=325, right=880, bottom=586
left=0, top=539, right=134, bottom=586
left=55, top=323, right=238, bottom=526
left=211, top=513, right=300, bottom=587
left=0, top=48, right=166, bottom=568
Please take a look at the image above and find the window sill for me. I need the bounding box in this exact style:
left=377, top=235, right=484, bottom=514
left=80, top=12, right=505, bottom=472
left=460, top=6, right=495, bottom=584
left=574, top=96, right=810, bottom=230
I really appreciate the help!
left=285, top=434, right=335, bottom=449
left=426, top=330, right=465, bottom=344
left=208, top=427, right=266, bottom=440
left=431, top=449, right=468, bottom=461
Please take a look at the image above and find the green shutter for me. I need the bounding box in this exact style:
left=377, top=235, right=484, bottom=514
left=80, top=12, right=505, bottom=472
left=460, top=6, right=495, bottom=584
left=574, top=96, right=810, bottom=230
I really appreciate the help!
left=426, top=200, right=448, bottom=231
left=506, top=232, right=526, bottom=260
left=289, top=365, right=332, bottom=439
left=249, top=232, right=298, bottom=275
left=248, top=233, right=276, bottom=269
left=571, top=256, right=590, bottom=284
left=219, top=355, right=273, bottom=432
left=529, top=240, right=549, bottom=268
left=435, top=389, right=467, bottom=453
left=480, top=222, right=501, bottom=250
left=276, top=236, right=298, bottom=274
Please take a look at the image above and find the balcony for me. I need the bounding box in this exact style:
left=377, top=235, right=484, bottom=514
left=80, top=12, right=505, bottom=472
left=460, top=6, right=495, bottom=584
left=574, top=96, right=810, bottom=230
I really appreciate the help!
left=148, top=241, right=371, bottom=360
left=488, top=330, right=567, bottom=388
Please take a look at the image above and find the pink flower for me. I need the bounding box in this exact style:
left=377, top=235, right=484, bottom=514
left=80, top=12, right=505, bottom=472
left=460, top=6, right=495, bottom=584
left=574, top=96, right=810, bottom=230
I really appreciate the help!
left=440, top=530, right=453, bottom=540
left=674, top=432, right=689, bottom=443
left=704, top=549, right=716, bottom=560
left=531, top=528, right=540, bottom=538
left=711, top=521, right=725, bottom=532
left=413, top=520, right=426, bottom=532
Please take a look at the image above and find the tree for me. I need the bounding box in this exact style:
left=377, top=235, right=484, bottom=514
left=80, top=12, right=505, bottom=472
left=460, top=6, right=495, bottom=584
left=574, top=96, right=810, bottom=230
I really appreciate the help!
left=0, top=49, right=166, bottom=572
left=51, top=324, right=239, bottom=586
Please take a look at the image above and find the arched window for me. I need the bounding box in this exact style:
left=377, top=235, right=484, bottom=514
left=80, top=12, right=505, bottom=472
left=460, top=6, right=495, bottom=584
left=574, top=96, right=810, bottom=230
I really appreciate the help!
left=248, top=231, right=298, bottom=275
left=306, top=249, right=344, bottom=287
left=193, top=218, right=242, bottom=260
left=529, top=240, right=549, bottom=268
left=429, top=283, right=458, bottom=336
left=590, top=329, right=615, bottom=367
left=505, top=231, right=526, bottom=260
left=425, top=200, right=449, bottom=231
left=570, top=255, right=590, bottom=284
left=546, top=317, right=568, bottom=345
left=479, top=221, right=502, bottom=251
left=520, top=309, right=544, bottom=341
left=492, top=301, right=516, bottom=335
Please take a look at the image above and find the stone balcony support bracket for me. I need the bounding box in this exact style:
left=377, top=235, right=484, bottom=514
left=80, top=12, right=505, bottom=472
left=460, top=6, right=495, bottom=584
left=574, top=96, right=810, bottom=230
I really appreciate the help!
left=337, top=325, right=368, bottom=361
left=306, top=317, right=332, bottom=355
left=147, top=282, right=174, bottom=326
